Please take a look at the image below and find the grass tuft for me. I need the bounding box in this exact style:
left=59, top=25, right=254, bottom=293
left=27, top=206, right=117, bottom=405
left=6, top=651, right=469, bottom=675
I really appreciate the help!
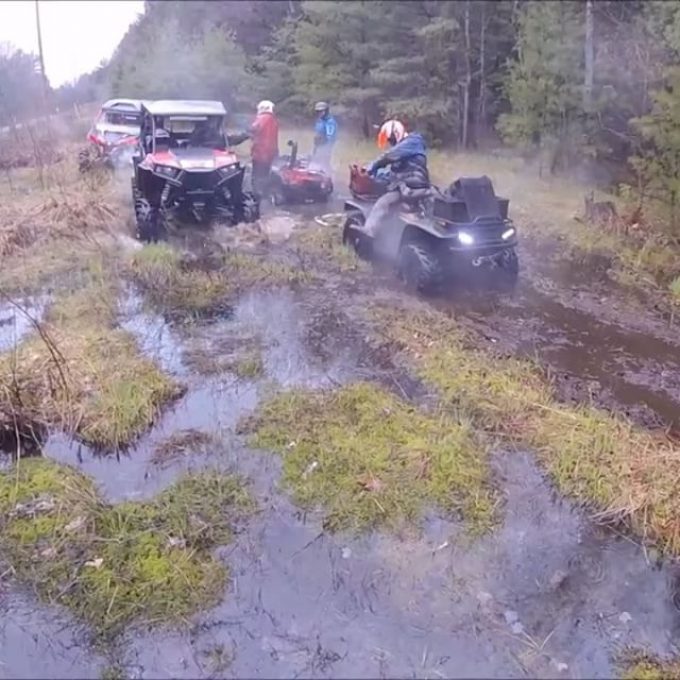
left=129, top=243, right=310, bottom=320
left=241, top=381, right=494, bottom=534
left=293, top=225, right=367, bottom=273
left=0, top=278, right=183, bottom=450
left=0, top=457, right=253, bottom=638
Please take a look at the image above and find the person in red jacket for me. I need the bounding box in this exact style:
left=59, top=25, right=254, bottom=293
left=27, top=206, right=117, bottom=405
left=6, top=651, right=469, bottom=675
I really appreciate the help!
left=250, top=99, right=279, bottom=198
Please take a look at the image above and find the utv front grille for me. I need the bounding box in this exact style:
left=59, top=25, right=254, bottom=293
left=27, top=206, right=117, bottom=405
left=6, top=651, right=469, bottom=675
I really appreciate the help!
left=181, top=171, right=219, bottom=193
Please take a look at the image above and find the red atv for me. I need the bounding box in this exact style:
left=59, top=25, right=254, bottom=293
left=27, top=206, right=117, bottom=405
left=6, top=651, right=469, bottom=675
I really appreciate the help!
left=269, top=140, right=333, bottom=206
left=78, top=99, right=141, bottom=172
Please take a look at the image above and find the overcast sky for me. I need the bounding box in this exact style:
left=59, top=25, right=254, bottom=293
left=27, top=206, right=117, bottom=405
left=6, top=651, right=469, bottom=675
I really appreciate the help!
left=0, top=0, right=145, bottom=87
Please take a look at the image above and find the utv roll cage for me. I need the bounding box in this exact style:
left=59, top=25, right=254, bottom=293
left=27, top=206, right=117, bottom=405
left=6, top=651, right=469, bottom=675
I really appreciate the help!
left=138, top=100, right=229, bottom=155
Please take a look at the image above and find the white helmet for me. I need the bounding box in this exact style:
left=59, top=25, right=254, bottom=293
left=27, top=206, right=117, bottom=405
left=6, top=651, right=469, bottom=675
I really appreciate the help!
left=257, top=100, right=275, bottom=115
left=377, top=119, right=406, bottom=149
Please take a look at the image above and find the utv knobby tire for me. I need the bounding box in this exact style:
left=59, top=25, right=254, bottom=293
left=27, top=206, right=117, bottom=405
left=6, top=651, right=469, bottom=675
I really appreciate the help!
left=78, top=147, right=93, bottom=174
left=342, top=212, right=372, bottom=260
left=135, top=198, right=164, bottom=243
left=398, top=241, right=443, bottom=293
left=242, top=191, right=261, bottom=223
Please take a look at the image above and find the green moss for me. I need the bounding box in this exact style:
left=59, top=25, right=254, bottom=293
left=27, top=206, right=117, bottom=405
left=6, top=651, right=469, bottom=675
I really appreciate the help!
left=670, top=276, right=680, bottom=303
left=129, top=243, right=310, bottom=319
left=620, top=653, right=680, bottom=680
left=129, top=244, right=231, bottom=319
left=242, top=381, right=494, bottom=534
left=371, top=301, right=680, bottom=554
left=0, top=458, right=253, bottom=638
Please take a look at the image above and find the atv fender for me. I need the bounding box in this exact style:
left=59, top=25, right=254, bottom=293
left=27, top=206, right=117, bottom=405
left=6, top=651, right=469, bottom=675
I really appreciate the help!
left=343, top=198, right=370, bottom=219
left=398, top=213, right=448, bottom=240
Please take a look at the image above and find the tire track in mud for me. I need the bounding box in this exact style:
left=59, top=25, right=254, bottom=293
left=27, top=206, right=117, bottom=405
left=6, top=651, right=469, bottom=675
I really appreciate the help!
left=427, top=261, right=680, bottom=432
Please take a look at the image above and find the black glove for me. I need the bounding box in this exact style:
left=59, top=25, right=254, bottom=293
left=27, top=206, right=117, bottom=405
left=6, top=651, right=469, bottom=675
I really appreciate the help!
left=228, top=131, right=250, bottom=146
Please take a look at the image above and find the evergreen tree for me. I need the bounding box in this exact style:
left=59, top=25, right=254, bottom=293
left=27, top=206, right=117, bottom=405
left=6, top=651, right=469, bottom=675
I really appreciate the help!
left=497, top=1, right=584, bottom=171
left=290, top=0, right=394, bottom=133
left=631, top=66, right=680, bottom=233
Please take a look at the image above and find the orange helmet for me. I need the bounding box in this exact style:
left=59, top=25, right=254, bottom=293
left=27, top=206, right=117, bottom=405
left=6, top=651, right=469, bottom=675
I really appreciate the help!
left=377, top=119, right=406, bottom=149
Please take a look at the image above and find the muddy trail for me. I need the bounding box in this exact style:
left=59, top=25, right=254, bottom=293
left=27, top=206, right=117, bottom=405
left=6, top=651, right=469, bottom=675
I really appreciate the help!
left=2, top=198, right=680, bottom=679
left=429, top=266, right=680, bottom=432
left=317, top=194, right=680, bottom=433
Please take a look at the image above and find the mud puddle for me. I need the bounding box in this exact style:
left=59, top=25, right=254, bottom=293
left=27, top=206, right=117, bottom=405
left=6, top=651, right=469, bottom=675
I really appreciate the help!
left=45, top=288, right=368, bottom=503
left=0, top=590, right=106, bottom=679
left=426, top=270, right=680, bottom=430
left=102, top=451, right=680, bottom=679
left=269, top=200, right=680, bottom=431
left=0, top=297, right=48, bottom=353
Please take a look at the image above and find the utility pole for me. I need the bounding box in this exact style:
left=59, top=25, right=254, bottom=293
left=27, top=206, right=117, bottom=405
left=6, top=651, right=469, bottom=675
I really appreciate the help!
left=35, top=0, right=50, bottom=111
left=584, top=0, right=594, bottom=113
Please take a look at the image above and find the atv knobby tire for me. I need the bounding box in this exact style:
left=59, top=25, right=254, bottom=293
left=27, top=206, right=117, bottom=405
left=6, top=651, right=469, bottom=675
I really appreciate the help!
left=398, top=241, right=444, bottom=293
left=493, top=248, right=519, bottom=291
left=342, top=212, right=372, bottom=260
left=270, top=185, right=286, bottom=207
left=500, top=248, right=519, bottom=277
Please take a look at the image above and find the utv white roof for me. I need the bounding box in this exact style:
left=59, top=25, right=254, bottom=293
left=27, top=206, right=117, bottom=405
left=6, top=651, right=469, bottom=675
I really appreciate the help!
left=141, top=100, right=226, bottom=117
left=101, top=98, right=142, bottom=112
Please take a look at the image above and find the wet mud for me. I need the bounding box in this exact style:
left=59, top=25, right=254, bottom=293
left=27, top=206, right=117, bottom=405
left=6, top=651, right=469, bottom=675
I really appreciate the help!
left=2, top=199, right=680, bottom=678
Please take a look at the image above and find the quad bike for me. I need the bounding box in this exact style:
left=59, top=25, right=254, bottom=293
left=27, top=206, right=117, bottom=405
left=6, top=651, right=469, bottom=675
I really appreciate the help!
left=269, top=140, right=333, bottom=206
left=131, top=100, right=260, bottom=242
left=78, top=98, right=141, bottom=173
left=342, top=165, right=519, bottom=292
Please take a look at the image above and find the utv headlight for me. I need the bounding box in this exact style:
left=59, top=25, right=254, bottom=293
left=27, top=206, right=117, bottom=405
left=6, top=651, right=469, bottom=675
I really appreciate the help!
left=502, top=227, right=515, bottom=240
left=458, top=230, right=475, bottom=246
left=218, top=163, right=241, bottom=179
left=154, top=164, right=179, bottom=179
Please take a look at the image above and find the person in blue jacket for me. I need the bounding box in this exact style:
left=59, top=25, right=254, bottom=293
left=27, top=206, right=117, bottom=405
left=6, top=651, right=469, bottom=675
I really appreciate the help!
left=312, top=101, right=337, bottom=171
left=359, top=119, right=430, bottom=238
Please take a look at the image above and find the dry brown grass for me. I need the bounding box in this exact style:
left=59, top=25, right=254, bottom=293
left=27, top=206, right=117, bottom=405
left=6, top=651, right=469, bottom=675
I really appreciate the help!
left=620, top=652, right=680, bottom=680
left=151, top=429, right=217, bottom=468
left=0, top=148, right=131, bottom=296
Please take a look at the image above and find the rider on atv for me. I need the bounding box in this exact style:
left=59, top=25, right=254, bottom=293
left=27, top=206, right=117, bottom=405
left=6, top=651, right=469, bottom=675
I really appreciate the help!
left=357, top=119, right=431, bottom=238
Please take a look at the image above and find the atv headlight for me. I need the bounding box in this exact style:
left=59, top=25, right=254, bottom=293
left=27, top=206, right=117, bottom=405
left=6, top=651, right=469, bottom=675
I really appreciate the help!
left=458, top=230, right=475, bottom=246
left=154, top=164, right=179, bottom=179
left=502, top=227, right=515, bottom=240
